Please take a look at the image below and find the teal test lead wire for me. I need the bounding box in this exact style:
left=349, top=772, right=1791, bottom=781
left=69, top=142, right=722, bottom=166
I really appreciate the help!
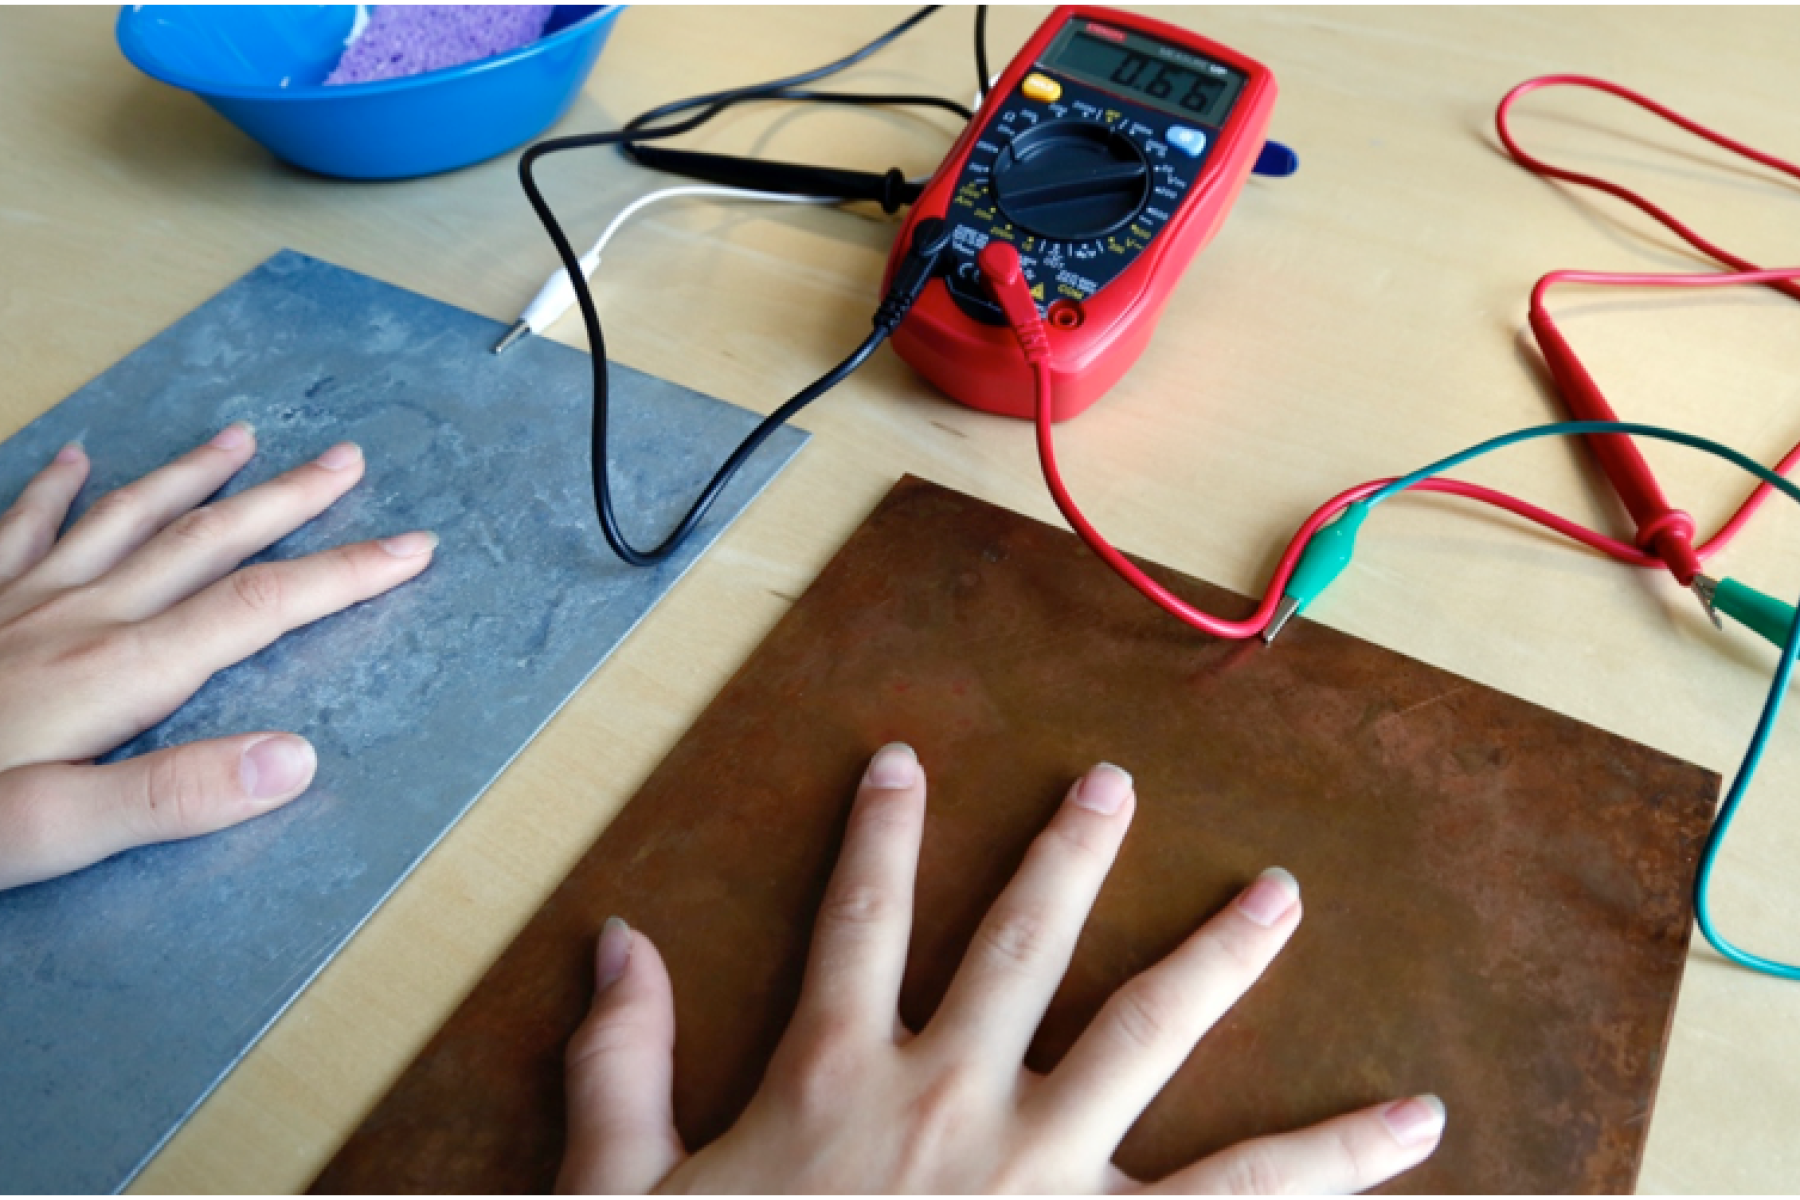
left=1353, top=419, right=1800, bottom=980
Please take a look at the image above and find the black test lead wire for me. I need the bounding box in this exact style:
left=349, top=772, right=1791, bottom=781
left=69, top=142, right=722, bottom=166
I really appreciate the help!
left=617, top=6, right=948, bottom=149
left=975, top=6, right=991, bottom=102
left=514, top=7, right=966, bottom=566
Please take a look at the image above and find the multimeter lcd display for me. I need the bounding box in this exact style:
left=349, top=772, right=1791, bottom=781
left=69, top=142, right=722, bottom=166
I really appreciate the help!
left=1045, top=22, right=1246, bottom=127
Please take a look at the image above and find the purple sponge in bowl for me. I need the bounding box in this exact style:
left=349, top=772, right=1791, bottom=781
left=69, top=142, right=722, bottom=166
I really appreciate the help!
left=326, top=6, right=556, bottom=86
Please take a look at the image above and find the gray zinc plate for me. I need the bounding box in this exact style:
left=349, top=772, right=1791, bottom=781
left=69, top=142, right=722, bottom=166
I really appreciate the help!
left=0, top=250, right=807, bottom=1193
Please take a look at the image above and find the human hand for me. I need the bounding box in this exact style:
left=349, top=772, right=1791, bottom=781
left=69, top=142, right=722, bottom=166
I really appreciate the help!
left=0, top=426, right=436, bottom=890
left=559, top=744, right=1445, bottom=1193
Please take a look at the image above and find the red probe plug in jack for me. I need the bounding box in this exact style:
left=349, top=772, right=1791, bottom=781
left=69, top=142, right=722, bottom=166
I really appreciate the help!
left=977, top=243, right=1051, bottom=363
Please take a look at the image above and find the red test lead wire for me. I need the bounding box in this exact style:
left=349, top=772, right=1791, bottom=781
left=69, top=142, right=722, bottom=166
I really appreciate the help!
left=1496, top=76, right=1800, bottom=304
left=978, top=242, right=1658, bottom=641
left=979, top=240, right=1306, bottom=639
left=1500, top=75, right=1800, bottom=586
left=981, top=78, right=1800, bottom=641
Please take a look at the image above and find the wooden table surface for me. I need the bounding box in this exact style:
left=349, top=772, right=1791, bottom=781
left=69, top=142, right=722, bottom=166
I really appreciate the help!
left=3, top=6, right=1798, bottom=1193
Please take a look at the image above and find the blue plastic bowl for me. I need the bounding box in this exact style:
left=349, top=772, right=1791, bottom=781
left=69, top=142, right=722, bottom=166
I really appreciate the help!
left=116, top=5, right=623, bottom=180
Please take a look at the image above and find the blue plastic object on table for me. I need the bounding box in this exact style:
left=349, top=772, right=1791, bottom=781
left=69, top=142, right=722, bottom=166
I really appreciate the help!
left=115, top=5, right=622, bottom=179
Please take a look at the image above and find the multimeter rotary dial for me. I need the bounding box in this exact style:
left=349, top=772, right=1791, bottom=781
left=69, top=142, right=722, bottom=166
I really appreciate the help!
left=991, top=121, right=1151, bottom=241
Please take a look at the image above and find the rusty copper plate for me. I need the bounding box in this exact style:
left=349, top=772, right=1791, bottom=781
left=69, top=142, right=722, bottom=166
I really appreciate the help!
left=313, top=475, right=1716, bottom=1193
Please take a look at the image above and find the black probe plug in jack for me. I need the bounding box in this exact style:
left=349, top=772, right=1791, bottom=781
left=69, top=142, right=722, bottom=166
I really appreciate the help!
left=874, top=217, right=954, bottom=334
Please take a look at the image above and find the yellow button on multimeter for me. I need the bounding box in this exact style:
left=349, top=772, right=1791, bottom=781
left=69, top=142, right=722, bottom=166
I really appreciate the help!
left=1020, top=72, right=1062, bottom=103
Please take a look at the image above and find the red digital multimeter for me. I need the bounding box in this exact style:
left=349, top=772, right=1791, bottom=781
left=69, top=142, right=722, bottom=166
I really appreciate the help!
left=884, top=6, right=1279, bottom=421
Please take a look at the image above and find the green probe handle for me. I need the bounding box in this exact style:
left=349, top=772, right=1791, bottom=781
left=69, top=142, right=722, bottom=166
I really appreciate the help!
left=1289, top=501, right=1370, bottom=612
left=1716, top=577, right=1799, bottom=648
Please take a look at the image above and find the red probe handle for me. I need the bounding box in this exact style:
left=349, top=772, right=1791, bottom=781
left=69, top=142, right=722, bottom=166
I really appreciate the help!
left=1528, top=304, right=1701, bottom=582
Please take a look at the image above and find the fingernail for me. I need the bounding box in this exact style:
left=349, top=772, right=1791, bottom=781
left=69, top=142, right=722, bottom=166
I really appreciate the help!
left=1071, top=763, right=1132, bottom=815
left=380, top=530, right=438, bottom=558
left=1380, top=1094, right=1446, bottom=1147
left=1236, top=866, right=1300, bottom=927
left=315, top=442, right=362, bottom=470
left=55, top=442, right=85, bottom=464
left=239, top=735, right=317, bottom=802
left=210, top=421, right=254, bottom=450
left=865, top=742, right=919, bottom=789
left=597, top=916, right=632, bottom=992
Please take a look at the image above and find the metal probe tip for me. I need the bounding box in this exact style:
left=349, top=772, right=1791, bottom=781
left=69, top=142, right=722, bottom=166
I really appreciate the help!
left=1262, top=595, right=1300, bottom=644
left=1692, top=574, right=1723, bottom=631
left=492, top=319, right=530, bottom=356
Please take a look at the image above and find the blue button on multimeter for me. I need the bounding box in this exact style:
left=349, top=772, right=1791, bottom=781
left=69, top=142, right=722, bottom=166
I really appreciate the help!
left=1167, top=125, right=1209, bottom=157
